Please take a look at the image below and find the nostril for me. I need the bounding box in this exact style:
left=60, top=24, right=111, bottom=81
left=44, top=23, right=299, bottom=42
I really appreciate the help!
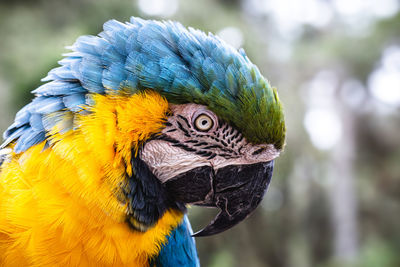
left=252, top=147, right=265, bottom=156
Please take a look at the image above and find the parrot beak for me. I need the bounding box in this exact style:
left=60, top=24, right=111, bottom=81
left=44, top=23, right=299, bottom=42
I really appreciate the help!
left=165, top=160, right=274, bottom=237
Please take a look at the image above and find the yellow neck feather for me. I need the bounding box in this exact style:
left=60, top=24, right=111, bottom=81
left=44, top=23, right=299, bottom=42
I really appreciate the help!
left=0, top=91, right=183, bottom=266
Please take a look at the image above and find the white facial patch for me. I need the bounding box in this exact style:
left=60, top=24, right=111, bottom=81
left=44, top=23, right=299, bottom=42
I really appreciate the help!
left=140, top=140, right=211, bottom=183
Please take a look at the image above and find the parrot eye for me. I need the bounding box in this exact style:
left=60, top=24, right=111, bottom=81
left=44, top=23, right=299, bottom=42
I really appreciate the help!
left=194, top=114, right=214, bottom=132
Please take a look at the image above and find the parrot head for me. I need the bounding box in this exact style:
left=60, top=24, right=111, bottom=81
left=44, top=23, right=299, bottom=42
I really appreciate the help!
left=141, top=103, right=280, bottom=236
left=1, top=17, right=285, bottom=237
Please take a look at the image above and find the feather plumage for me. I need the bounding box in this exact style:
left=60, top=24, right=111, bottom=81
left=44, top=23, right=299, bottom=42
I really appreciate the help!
left=1, top=16, right=285, bottom=266
left=3, top=16, right=285, bottom=153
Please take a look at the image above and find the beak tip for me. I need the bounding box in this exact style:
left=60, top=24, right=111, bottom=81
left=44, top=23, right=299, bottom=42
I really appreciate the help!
left=191, top=231, right=203, bottom=238
left=191, top=227, right=221, bottom=237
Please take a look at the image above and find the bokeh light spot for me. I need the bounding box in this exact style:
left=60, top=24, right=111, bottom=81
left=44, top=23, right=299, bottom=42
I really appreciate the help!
left=216, top=27, right=244, bottom=49
left=369, top=46, right=400, bottom=107
left=304, top=108, right=342, bottom=150
left=137, top=0, right=178, bottom=17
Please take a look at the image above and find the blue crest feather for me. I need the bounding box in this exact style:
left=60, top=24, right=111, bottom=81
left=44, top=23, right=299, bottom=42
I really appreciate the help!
left=2, top=16, right=285, bottom=153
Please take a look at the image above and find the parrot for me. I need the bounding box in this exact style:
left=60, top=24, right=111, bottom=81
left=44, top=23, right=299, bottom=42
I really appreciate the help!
left=0, top=17, right=285, bottom=266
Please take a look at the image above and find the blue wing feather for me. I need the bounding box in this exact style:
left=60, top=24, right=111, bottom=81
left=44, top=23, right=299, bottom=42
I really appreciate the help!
left=28, top=97, right=65, bottom=114
left=32, top=81, right=86, bottom=96
left=63, top=94, right=86, bottom=112
left=14, top=129, right=45, bottom=153
left=1, top=126, right=29, bottom=149
left=5, top=106, right=31, bottom=134
left=29, top=113, right=45, bottom=132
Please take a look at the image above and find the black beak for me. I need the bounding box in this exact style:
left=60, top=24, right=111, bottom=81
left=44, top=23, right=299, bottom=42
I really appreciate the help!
left=165, top=160, right=274, bottom=237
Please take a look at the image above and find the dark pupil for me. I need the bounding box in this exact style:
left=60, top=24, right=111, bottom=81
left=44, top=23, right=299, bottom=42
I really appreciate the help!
left=201, top=120, right=208, bottom=126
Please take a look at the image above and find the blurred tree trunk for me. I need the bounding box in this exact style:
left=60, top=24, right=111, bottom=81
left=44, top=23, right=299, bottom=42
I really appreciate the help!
left=329, top=100, right=359, bottom=263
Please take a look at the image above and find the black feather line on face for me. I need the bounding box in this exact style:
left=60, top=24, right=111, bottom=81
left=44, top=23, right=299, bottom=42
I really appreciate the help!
left=155, top=130, right=241, bottom=161
left=177, top=115, right=191, bottom=128
left=123, top=150, right=186, bottom=232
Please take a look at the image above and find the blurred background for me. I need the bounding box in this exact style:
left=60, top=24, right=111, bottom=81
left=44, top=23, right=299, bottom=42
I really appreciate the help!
left=0, top=0, right=399, bottom=266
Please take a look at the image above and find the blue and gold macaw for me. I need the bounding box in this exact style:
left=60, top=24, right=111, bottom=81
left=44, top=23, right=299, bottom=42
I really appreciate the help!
left=0, top=17, right=285, bottom=266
